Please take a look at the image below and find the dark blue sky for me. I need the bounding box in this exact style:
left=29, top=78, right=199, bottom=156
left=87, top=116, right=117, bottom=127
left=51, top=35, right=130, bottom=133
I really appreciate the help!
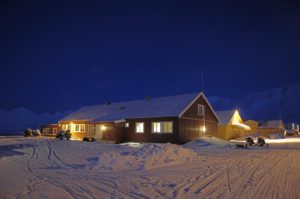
left=0, top=0, right=300, bottom=113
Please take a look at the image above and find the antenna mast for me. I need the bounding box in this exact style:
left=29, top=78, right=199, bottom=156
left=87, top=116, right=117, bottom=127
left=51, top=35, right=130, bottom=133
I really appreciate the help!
left=201, top=70, right=204, bottom=91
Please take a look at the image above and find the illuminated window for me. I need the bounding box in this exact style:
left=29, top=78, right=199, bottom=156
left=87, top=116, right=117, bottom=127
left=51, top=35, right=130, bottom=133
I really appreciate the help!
left=198, top=104, right=205, bottom=116
left=81, top=124, right=85, bottom=132
left=152, top=122, right=173, bottom=133
left=136, top=122, right=144, bottom=133
left=62, top=125, right=66, bottom=131
left=53, top=128, right=57, bottom=134
left=75, top=124, right=80, bottom=132
left=125, top=123, right=129, bottom=128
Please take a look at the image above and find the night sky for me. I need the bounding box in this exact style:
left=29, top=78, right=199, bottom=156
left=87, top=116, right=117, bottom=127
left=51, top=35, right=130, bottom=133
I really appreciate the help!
left=1, top=0, right=300, bottom=113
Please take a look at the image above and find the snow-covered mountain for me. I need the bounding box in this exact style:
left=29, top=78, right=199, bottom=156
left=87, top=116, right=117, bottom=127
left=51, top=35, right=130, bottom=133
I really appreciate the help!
left=209, top=84, right=300, bottom=123
left=1, top=84, right=299, bottom=134
left=0, top=108, right=72, bottom=134
left=237, top=84, right=300, bottom=123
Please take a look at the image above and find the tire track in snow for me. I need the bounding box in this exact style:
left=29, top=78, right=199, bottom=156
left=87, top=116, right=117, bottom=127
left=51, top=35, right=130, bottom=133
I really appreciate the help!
left=23, top=140, right=87, bottom=199
left=231, top=150, right=292, bottom=199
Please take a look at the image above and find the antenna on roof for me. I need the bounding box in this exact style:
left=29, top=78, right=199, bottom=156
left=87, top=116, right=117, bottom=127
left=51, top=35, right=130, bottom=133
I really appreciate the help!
left=201, top=70, right=204, bottom=92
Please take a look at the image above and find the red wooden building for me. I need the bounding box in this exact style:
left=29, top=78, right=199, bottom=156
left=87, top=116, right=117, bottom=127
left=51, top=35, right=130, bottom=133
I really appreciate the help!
left=56, top=92, right=219, bottom=143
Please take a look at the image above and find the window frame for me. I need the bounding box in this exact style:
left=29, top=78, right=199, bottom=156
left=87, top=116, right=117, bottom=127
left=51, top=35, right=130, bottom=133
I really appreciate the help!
left=135, top=122, right=144, bottom=133
left=151, top=121, right=173, bottom=134
left=75, top=124, right=80, bottom=132
left=198, top=104, right=205, bottom=116
left=80, top=124, right=85, bottom=132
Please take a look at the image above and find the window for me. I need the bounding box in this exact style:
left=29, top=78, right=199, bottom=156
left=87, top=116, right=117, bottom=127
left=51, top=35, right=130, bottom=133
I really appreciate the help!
left=53, top=128, right=57, bottom=134
left=62, top=124, right=71, bottom=131
left=43, top=128, right=49, bottom=134
left=86, top=125, right=90, bottom=133
left=233, top=129, right=239, bottom=134
left=81, top=124, right=85, bottom=132
left=136, top=122, right=144, bottom=133
left=152, top=122, right=173, bottom=133
left=198, top=104, right=205, bottom=116
left=125, top=122, right=129, bottom=128
left=75, top=124, right=80, bottom=132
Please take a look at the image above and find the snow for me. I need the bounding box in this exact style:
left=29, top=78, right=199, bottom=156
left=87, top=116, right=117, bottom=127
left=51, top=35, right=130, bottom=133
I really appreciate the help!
left=60, top=93, right=199, bottom=122
left=89, top=143, right=199, bottom=171
left=2, top=136, right=300, bottom=198
left=215, top=110, right=236, bottom=125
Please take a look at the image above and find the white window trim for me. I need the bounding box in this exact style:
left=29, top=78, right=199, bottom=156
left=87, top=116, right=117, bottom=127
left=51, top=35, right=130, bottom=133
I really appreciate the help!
left=151, top=121, right=173, bottom=134
left=75, top=124, right=80, bottom=132
left=135, top=122, right=144, bottom=133
left=198, top=104, right=205, bottom=116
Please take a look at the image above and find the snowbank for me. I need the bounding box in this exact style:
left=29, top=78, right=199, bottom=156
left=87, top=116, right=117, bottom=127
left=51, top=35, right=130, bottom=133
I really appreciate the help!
left=88, top=143, right=199, bottom=171
left=185, top=137, right=233, bottom=148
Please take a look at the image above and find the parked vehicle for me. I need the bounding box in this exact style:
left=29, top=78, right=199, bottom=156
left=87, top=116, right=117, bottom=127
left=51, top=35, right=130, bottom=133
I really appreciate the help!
left=55, top=130, right=72, bottom=140
left=82, top=137, right=96, bottom=142
left=24, top=128, right=33, bottom=137
left=24, top=129, right=41, bottom=137
left=245, top=137, right=254, bottom=146
left=255, top=137, right=269, bottom=147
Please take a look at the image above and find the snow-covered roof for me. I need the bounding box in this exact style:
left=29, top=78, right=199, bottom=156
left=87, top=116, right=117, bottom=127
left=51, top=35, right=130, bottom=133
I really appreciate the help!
left=259, top=120, right=285, bottom=129
left=60, top=93, right=210, bottom=122
left=215, top=110, right=235, bottom=125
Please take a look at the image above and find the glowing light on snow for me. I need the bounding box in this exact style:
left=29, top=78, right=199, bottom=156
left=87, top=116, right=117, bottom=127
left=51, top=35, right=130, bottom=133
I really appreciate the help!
left=120, top=142, right=142, bottom=148
left=231, top=138, right=300, bottom=144
left=266, top=138, right=300, bottom=143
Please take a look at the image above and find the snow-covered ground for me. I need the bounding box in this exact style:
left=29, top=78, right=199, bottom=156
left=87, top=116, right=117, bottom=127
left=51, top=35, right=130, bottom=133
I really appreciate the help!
left=1, top=137, right=300, bottom=199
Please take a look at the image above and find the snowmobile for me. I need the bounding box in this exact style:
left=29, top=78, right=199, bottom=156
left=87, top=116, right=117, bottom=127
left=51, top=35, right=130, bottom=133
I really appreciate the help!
left=255, top=137, right=269, bottom=147
left=245, top=137, right=254, bottom=146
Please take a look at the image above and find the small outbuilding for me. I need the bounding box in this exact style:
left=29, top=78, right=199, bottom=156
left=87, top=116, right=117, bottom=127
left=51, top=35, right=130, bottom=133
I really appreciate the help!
left=216, top=110, right=251, bottom=140
left=258, top=120, right=285, bottom=136
left=40, top=124, right=59, bottom=136
left=244, top=120, right=260, bottom=135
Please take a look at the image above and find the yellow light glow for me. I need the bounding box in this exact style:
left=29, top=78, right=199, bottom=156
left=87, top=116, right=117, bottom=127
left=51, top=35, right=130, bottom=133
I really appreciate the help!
left=202, top=126, right=206, bottom=132
left=232, top=110, right=241, bottom=124
left=101, top=125, right=107, bottom=131
left=231, top=110, right=251, bottom=130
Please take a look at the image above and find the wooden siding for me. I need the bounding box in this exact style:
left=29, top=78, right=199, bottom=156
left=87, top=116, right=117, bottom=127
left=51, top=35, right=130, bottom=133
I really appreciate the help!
left=244, top=120, right=260, bottom=134
left=181, top=94, right=218, bottom=121
left=40, top=124, right=59, bottom=136
left=178, top=118, right=218, bottom=143
left=179, top=94, right=219, bottom=142
left=123, top=117, right=179, bottom=143
left=218, top=124, right=249, bottom=140
left=258, top=128, right=285, bottom=137
left=55, top=93, right=219, bottom=143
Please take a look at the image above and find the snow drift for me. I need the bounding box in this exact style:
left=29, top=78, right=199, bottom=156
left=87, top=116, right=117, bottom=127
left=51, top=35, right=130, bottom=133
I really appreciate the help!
left=88, top=143, right=199, bottom=171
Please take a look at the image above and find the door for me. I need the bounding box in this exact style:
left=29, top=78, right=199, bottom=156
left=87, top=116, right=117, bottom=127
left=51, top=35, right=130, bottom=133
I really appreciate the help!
left=95, top=125, right=103, bottom=139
